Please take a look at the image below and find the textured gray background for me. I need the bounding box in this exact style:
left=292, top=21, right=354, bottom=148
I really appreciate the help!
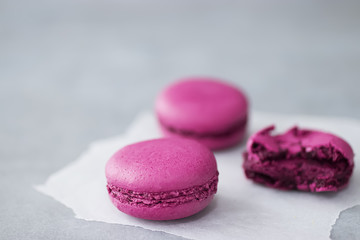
left=1, top=0, right=360, bottom=239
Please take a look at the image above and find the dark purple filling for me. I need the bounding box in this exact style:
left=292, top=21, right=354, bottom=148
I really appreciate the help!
left=161, top=117, right=247, bottom=139
left=243, top=144, right=352, bottom=192
left=250, top=143, right=348, bottom=165
left=107, top=172, right=218, bottom=207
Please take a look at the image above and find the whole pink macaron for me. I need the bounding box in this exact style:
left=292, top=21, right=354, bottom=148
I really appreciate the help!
left=155, top=77, right=248, bottom=150
left=105, top=138, right=219, bottom=220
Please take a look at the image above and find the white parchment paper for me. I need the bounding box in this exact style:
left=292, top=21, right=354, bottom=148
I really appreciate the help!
left=36, top=111, right=360, bottom=240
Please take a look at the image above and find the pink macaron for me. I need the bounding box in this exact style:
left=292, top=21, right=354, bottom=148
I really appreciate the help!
left=243, top=126, right=354, bottom=192
left=155, top=77, right=248, bottom=150
left=105, top=138, right=219, bottom=220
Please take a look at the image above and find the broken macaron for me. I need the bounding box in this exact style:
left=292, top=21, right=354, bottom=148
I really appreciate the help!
left=105, top=138, right=219, bottom=220
left=243, top=126, right=354, bottom=192
left=155, top=77, right=248, bottom=150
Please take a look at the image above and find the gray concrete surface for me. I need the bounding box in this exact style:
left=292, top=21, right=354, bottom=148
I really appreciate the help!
left=331, top=205, right=360, bottom=240
left=1, top=0, right=360, bottom=239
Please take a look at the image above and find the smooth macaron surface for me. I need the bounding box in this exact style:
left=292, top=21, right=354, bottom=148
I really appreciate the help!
left=243, top=126, right=354, bottom=192
left=106, top=138, right=218, bottom=192
left=155, top=77, right=248, bottom=149
left=105, top=138, right=219, bottom=220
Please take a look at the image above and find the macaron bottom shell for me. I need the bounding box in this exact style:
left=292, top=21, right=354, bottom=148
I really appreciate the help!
left=109, top=195, right=214, bottom=220
left=243, top=157, right=352, bottom=192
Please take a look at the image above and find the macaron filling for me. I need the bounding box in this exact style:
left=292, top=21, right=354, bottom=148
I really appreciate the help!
left=159, top=117, right=247, bottom=139
left=243, top=126, right=354, bottom=192
left=107, top=172, right=219, bottom=208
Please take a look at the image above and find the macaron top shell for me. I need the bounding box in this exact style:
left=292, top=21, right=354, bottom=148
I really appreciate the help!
left=246, top=125, right=354, bottom=166
left=155, top=77, right=248, bottom=133
left=105, top=138, right=218, bottom=192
